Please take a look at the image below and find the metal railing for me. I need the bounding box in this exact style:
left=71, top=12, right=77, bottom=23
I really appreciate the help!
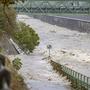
left=50, top=60, right=90, bottom=90
left=14, top=0, right=90, bottom=14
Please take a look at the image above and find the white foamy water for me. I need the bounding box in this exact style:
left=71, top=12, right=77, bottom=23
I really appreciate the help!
left=9, top=14, right=90, bottom=90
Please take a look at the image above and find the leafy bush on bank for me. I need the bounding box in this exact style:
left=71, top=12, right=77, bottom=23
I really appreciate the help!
left=12, top=58, right=22, bottom=71
left=14, top=22, right=40, bottom=53
left=6, top=58, right=28, bottom=90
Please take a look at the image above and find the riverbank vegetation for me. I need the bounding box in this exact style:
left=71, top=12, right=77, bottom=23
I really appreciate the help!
left=6, top=58, right=27, bottom=90
left=0, top=0, right=40, bottom=89
left=14, top=22, right=40, bottom=53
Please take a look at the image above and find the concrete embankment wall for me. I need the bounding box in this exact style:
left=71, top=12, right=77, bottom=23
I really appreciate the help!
left=33, top=15, right=90, bottom=33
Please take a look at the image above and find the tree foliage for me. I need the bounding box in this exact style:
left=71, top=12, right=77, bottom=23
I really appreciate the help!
left=14, top=22, right=40, bottom=53
left=0, top=0, right=25, bottom=6
left=0, top=5, right=17, bottom=36
left=0, top=0, right=25, bottom=35
left=0, top=0, right=40, bottom=54
left=12, top=58, right=22, bottom=71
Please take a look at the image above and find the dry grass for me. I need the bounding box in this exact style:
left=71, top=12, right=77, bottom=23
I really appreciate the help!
left=11, top=71, right=27, bottom=90
left=6, top=58, right=28, bottom=90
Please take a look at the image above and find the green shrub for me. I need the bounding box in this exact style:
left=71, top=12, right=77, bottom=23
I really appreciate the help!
left=12, top=58, right=22, bottom=71
left=0, top=47, right=3, bottom=52
left=14, top=22, right=40, bottom=53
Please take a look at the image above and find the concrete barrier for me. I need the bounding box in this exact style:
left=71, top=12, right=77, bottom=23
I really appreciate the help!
left=33, top=15, right=90, bottom=33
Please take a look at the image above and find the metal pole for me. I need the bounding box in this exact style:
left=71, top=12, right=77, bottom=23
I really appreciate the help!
left=47, top=44, right=52, bottom=59
left=49, top=48, right=50, bottom=57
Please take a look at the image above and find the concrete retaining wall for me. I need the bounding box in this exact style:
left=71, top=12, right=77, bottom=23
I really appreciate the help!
left=33, top=15, right=90, bottom=33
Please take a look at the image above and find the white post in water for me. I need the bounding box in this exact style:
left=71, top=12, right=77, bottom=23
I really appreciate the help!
left=47, top=44, right=52, bottom=58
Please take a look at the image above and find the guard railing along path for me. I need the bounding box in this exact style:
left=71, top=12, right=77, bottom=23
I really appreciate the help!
left=50, top=60, right=90, bottom=90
